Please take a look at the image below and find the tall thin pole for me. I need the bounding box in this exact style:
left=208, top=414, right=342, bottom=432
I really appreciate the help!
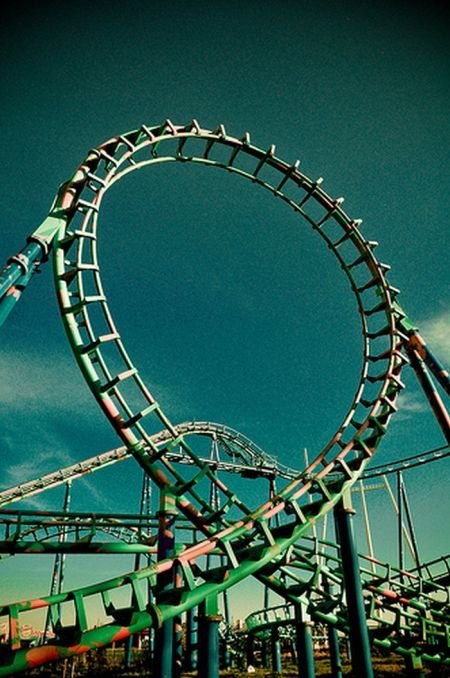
left=324, top=579, right=342, bottom=678
left=197, top=595, right=221, bottom=678
left=397, top=472, right=404, bottom=575
left=382, top=475, right=416, bottom=562
left=401, top=477, right=422, bottom=577
left=271, top=626, right=282, bottom=675
left=43, top=480, right=72, bottom=643
left=185, top=606, right=198, bottom=672
left=126, top=472, right=152, bottom=667
left=305, top=448, right=317, bottom=540
left=359, top=480, right=376, bottom=574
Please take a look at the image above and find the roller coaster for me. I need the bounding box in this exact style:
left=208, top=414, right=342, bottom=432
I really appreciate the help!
left=0, top=121, right=448, bottom=677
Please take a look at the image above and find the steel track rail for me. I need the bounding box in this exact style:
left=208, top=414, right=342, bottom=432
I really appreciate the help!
left=1, top=437, right=448, bottom=553
left=0, top=421, right=295, bottom=508
left=251, top=539, right=450, bottom=665
left=0, top=510, right=197, bottom=555
left=362, top=444, right=449, bottom=479
left=53, top=120, right=403, bottom=500
left=2, top=435, right=447, bottom=514
left=0, top=121, right=409, bottom=673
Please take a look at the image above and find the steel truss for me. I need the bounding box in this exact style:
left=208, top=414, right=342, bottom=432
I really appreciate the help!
left=0, top=121, right=448, bottom=675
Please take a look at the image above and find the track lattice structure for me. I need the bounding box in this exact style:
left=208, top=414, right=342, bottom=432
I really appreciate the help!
left=0, top=121, right=448, bottom=675
left=0, top=434, right=446, bottom=556
left=0, top=421, right=296, bottom=510
left=247, top=542, right=450, bottom=664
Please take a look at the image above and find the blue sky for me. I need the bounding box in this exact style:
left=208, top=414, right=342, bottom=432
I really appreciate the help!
left=0, top=0, right=449, bottom=620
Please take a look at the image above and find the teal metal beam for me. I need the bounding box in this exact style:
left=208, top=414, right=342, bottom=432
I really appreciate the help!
left=324, top=581, right=343, bottom=678
left=0, top=192, right=68, bottom=326
left=197, top=595, right=221, bottom=678
left=334, top=497, right=374, bottom=678
left=153, top=491, right=177, bottom=678
left=295, top=603, right=315, bottom=678
left=184, top=606, right=198, bottom=672
left=271, top=627, right=282, bottom=674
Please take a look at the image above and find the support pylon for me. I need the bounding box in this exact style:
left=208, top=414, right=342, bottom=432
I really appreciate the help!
left=197, top=594, right=222, bottom=678
left=295, top=602, right=315, bottom=678
left=153, top=490, right=177, bottom=678
left=334, top=494, right=374, bottom=678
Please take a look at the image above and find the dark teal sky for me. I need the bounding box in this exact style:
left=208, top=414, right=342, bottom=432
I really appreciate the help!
left=0, top=1, right=449, bottom=615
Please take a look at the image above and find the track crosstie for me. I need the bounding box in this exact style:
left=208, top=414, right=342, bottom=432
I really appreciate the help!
left=0, top=121, right=448, bottom=675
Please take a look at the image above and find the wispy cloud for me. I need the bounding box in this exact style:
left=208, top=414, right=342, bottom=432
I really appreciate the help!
left=0, top=418, right=114, bottom=508
left=0, top=347, right=90, bottom=412
left=395, top=391, right=428, bottom=421
left=419, top=309, right=450, bottom=364
left=0, top=347, right=106, bottom=495
left=1, top=420, right=77, bottom=492
left=0, top=346, right=184, bottom=506
left=396, top=392, right=428, bottom=414
left=0, top=345, right=195, bottom=424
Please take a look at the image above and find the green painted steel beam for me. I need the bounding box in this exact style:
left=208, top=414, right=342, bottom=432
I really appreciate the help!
left=2, top=121, right=448, bottom=676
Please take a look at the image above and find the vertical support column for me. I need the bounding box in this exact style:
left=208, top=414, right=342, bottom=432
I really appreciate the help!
left=126, top=472, right=153, bottom=667
left=260, top=586, right=271, bottom=668
left=323, top=577, right=342, bottom=678
left=295, top=602, right=315, bottom=678
left=261, top=635, right=270, bottom=668
left=173, top=612, right=183, bottom=677
left=290, top=636, right=297, bottom=666
left=359, top=480, right=376, bottom=573
left=334, top=494, right=374, bottom=678
left=221, top=636, right=231, bottom=670
left=271, top=627, right=282, bottom=675
left=144, top=475, right=154, bottom=665
left=126, top=471, right=151, bottom=668
left=397, top=471, right=405, bottom=576
left=197, top=594, right=222, bottom=678
left=401, top=478, right=422, bottom=576
left=328, top=622, right=343, bottom=678
left=185, top=606, right=198, bottom=672
left=56, top=480, right=72, bottom=597
left=246, top=632, right=255, bottom=668
left=172, top=559, right=183, bottom=678
left=153, top=489, right=177, bottom=678
left=124, top=631, right=133, bottom=669
left=44, top=480, right=72, bottom=643
left=221, top=572, right=231, bottom=668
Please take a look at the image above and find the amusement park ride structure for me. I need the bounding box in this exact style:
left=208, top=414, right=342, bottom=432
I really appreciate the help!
left=0, top=121, right=448, bottom=677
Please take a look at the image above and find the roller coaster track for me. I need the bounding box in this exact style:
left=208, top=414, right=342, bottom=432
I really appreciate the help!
left=0, top=438, right=446, bottom=555
left=1, top=443, right=446, bottom=669
left=0, top=510, right=158, bottom=555
left=405, top=555, right=450, bottom=591
left=0, top=121, right=448, bottom=674
left=0, top=510, right=200, bottom=556
left=1, top=419, right=447, bottom=511
left=0, top=421, right=295, bottom=509
left=248, top=539, right=450, bottom=665
left=361, top=443, right=450, bottom=479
